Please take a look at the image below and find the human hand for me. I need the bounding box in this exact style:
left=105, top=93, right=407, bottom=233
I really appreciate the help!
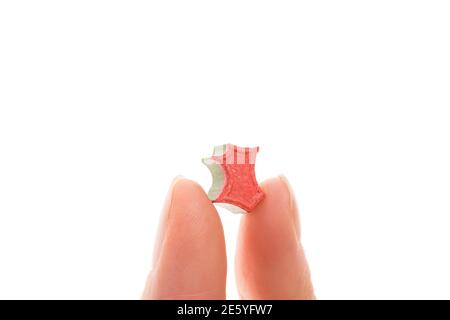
left=142, top=176, right=314, bottom=299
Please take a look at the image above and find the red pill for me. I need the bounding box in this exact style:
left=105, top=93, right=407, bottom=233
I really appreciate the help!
left=202, top=144, right=265, bottom=213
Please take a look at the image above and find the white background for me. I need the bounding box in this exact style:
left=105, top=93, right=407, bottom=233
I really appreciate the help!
left=1, top=1, right=450, bottom=299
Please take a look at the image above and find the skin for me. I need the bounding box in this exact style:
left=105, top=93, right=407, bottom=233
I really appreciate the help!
left=142, top=176, right=314, bottom=300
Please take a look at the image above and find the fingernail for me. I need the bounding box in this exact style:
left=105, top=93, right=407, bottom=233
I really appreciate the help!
left=152, top=175, right=184, bottom=269
left=278, top=174, right=300, bottom=240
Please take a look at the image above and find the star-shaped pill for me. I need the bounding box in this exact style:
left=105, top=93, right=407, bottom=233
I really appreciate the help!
left=202, top=144, right=265, bottom=213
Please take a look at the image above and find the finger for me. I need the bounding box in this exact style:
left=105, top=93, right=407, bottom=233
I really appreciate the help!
left=235, top=176, right=314, bottom=299
left=142, top=177, right=227, bottom=299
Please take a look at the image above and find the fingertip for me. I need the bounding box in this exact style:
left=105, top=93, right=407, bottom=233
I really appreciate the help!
left=246, top=176, right=299, bottom=244
left=171, top=178, right=215, bottom=215
left=143, top=177, right=227, bottom=300
left=236, top=175, right=314, bottom=299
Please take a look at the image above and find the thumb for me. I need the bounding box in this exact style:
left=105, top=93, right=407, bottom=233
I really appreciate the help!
left=142, top=178, right=227, bottom=299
